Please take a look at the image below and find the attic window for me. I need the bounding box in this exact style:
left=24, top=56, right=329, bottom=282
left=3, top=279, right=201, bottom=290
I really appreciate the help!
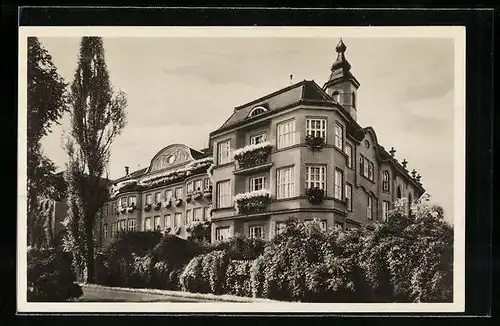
left=248, top=106, right=267, bottom=117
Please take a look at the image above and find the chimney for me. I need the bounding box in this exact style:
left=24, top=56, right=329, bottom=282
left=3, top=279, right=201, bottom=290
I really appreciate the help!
left=125, top=166, right=129, bottom=176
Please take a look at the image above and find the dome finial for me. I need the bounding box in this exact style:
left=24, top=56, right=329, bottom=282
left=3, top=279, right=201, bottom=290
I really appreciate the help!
left=336, top=38, right=347, bottom=53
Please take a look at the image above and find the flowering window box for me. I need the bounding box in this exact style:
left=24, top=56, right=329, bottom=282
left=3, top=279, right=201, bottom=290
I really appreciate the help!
left=186, top=194, right=192, bottom=203
left=163, top=199, right=172, bottom=208
left=233, top=141, right=273, bottom=170
left=120, top=206, right=127, bottom=214
left=144, top=204, right=152, bottom=212
left=175, top=198, right=183, bottom=207
left=192, top=190, right=203, bottom=200
left=127, top=203, right=136, bottom=212
left=305, top=135, right=326, bottom=151
left=203, top=187, right=212, bottom=199
left=305, top=187, right=325, bottom=204
left=234, top=189, right=271, bottom=215
left=153, top=202, right=161, bottom=211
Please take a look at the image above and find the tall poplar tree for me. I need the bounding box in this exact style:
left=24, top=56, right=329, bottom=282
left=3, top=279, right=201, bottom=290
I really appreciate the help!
left=64, top=37, right=127, bottom=282
left=27, top=37, right=68, bottom=248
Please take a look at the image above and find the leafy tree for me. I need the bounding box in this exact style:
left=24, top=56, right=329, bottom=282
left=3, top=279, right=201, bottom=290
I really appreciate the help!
left=64, top=37, right=127, bottom=283
left=27, top=37, right=68, bottom=248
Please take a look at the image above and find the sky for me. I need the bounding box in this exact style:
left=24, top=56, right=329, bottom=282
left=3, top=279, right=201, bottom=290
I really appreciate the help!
left=36, top=36, right=456, bottom=223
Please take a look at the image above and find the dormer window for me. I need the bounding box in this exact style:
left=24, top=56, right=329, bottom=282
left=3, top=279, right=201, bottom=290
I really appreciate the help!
left=248, top=106, right=267, bottom=117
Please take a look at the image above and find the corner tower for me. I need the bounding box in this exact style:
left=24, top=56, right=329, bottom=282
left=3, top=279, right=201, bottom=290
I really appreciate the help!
left=322, top=38, right=360, bottom=121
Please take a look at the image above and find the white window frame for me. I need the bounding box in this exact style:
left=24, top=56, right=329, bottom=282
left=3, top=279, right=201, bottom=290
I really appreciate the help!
left=194, top=179, right=202, bottom=192
left=204, top=206, right=211, bottom=220
left=276, top=119, right=296, bottom=149
left=203, top=178, right=211, bottom=190
left=103, top=223, right=108, bottom=238
left=164, top=214, right=172, bottom=228
left=320, top=220, right=327, bottom=232
left=175, top=187, right=183, bottom=199
left=154, top=216, right=161, bottom=230
left=334, top=122, right=343, bottom=149
left=306, top=118, right=327, bottom=139
left=367, top=196, right=373, bottom=220
left=216, top=226, right=230, bottom=241
left=345, top=183, right=353, bottom=211
left=127, top=219, right=136, bottom=231
left=216, top=180, right=232, bottom=208
left=174, top=213, right=182, bottom=227
left=250, top=176, right=265, bottom=192
left=145, top=217, right=152, bottom=231
left=306, top=165, right=326, bottom=191
left=217, top=139, right=231, bottom=165
left=250, top=132, right=267, bottom=145
left=154, top=192, right=161, bottom=203
left=193, top=207, right=203, bottom=221
left=345, top=143, right=353, bottom=168
left=249, top=225, right=264, bottom=239
left=165, top=189, right=173, bottom=200
left=334, top=169, right=344, bottom=200
left=382, top=201, right=390, bottom=222
left=360, top=155, right=375, bottom=181
left=277, top=166, right=295, bottom=199
left=128, top=196, right=136, bottom=206
left=120, top=197, right=127, bottom=208
left=186, top=182, right=193, bottom=194
left=382, top=171, right=390, bottom=192
left=275, top=222, right=286, bottom=235
left=111, top=223, right=117, bottom=237
left=146, top=194, right=152, bottom=205
left=186, top=209, right=192, bottom=225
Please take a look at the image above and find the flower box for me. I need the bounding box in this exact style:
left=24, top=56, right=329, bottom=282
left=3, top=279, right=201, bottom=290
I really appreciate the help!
left=164, top=226, right=171, bottom=234
left=127, top=203, right=136, bottom=212
left=305, top=135, right=325, bottom=151
left=193, top=191, right=203, bottom=200
left=163, top=199, right=172, bottom=208
left=186, top=194, right=192, bottom=203
left=174, top=226, right=181, bottom=235
left=175, top=198, right=183, bottom=207
left=120, top=207, right=127, bottom=214
left=203, top=190, right=212, bottom=200
left=234, top=189, right=271, bottom=215
left=305, top=187, right=325, bottom=204
left=144, top=204, right=152, bottom=212
left=153, top=202, right=161, bottom=211
left=233, top=141, right=272, bottom=170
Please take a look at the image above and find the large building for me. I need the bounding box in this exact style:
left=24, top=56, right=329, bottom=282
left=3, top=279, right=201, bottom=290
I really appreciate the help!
left=208, top=39, right=425, bottom=242
left=49, top=39, right=425, bottom=246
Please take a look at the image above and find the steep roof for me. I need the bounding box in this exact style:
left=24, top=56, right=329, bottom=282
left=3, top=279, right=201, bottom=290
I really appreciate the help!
left=215, top=80, right=333, bottom=133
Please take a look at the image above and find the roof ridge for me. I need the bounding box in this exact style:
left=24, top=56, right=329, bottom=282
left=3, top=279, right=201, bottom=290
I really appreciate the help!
left=234, top=80, right=307, bottom=111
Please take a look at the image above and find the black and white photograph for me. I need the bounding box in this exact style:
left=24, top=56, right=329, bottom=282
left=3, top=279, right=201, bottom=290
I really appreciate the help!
left=18, top=26, right=466, bottom=313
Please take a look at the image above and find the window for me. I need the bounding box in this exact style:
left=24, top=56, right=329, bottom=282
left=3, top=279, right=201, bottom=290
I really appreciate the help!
left=250, top=133, right=266, bottom=145
left=217, top=180, right=232, bottom=208
left=193, top=207, right=203, bottom=221
left=249, top=226, right=264, bottom=239
left=187, top=182, right=193, bottom=194
left=367, top=195, right=373, bottom=220
left=146, top=194, right=152, bottom=205
left=277, top=119, right=296, bottom=149
left=382, top=201, right=390, bottom=222
left=175, top=187, right=183, bottom=199
left=194, top=179, right=202, bottom=192
left=111, top=223, right=117, bottom=237
left=216, top=226, right=230, bottom=241
left=306, top=118, right=327, bottom=139
left=103, top=204, right=108, bottom=216
left=186, top=209, right=192, bottom=225
left=120, top=197, right=127, bottom=208
left=334, top=122, right=344, bottom=149
left=145, top=217, right=152, bottom=231
left=164, top=214, right=172, bottom=228
left=165, top=189, right=172, bottom=200
left=382, top=171, right=390, bottom=192
left=154, top=216, right=161, bottom=230
left=204, top=207, right=211, bottom=220
left=275, top=222, right=286, bottom=235
left=249, top=106, right=267, bottom=117
left=345, top=183, right=353, bottom=211
left=334, top=169, right=344, bottom=200
left=360, top=155, right=375, bottom=181
left=203, top=178, right=211, bottom=190
left=154, top=192, right=161, bottom=203
left=103, top=223, right=108, bottom=238
left=127, top=219, right=136, bottom=231
left=250, top=176, right=265, bottom=192
left=128, top=196, right=136, bottom=206
left=217, top=140, right=231, bottom=165
left=397, top=186, right=402, bottom=199
left=277, top=166, right=295, bottom=199
left=335, top=223, right=343, bottom=231
left=306, top=165, right=326, bottom=191
left=345, top=143, right=353, bottom=168
left=331, top=90, right=340, bottom=102
left=174, top=213, right=182, bottom=227
left=320, top=220, right=327, bottom=232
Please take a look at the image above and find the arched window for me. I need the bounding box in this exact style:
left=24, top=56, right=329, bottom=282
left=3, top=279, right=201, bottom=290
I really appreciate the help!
left=248, top=106, right=267, bottom=117
left=331, top=90, right=340, bottom=103
left=396, top=185, right=402, bottom=199
left=382, top=171, right=390, bottom=192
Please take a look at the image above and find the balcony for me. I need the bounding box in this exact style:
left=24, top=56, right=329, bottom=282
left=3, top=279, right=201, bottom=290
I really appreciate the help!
left=233, top=141, right=273, bottom=175
left=234, top=189, right=271, bottom=216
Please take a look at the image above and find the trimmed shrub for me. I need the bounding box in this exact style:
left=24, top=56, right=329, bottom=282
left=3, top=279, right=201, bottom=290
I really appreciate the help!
left=180, top=250, right=229, bottom=294
left=225, top=260, right=253, bottom=297
left=27, top=247, right=83, bottom=302
left=209, top=233, right=266, bottom=260
left=179, top=255, right=206, bottom=293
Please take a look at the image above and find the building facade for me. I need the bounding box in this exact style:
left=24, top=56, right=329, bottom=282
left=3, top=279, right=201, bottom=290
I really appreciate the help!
left=100, top=144, right=213, bottom=247
left=208, top=39, right=425, bottom=242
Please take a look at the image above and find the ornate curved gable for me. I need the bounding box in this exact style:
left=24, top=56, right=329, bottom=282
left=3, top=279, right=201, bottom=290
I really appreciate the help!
left=148, top=144, right=194, bottom=173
